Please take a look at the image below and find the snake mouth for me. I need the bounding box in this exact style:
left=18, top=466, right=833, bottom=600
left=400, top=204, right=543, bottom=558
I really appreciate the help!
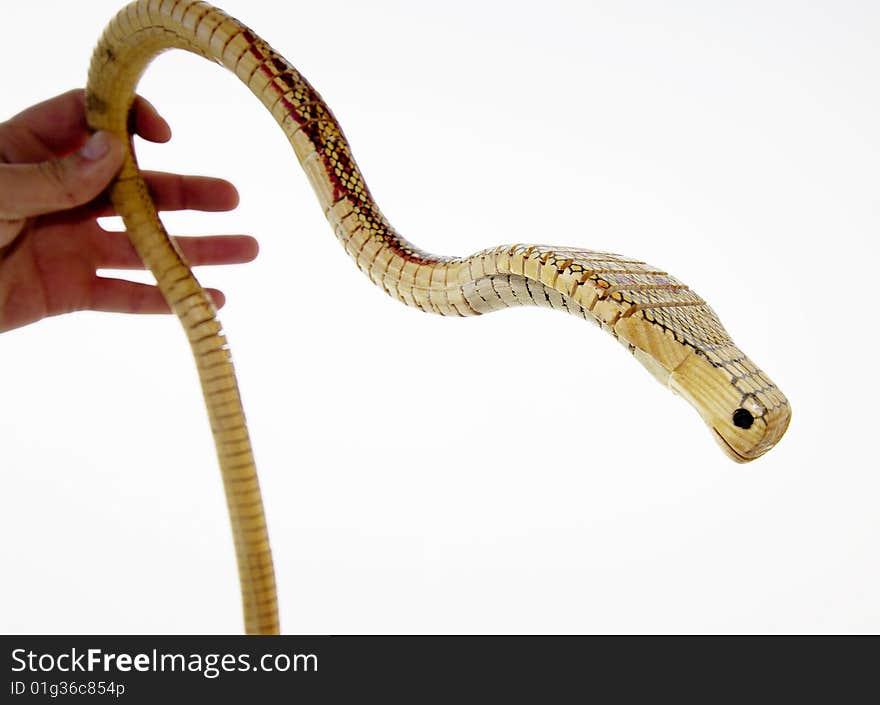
left=711, top=428, right=752, bottom=464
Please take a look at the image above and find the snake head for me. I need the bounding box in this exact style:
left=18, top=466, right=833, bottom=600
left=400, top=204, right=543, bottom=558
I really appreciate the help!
left=613, top=292, right=790, bottom=463
left=667, top=351, right=791, bottom=462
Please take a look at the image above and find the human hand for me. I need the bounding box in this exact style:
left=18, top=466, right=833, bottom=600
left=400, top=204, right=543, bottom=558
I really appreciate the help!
left=0, top=89, right=258, bottom=333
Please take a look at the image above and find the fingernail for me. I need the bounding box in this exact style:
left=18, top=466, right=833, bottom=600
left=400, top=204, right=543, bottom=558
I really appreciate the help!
left=79, top=131, right=113, bottom=161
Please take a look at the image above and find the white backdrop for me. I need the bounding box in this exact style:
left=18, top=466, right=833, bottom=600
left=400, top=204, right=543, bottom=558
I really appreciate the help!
left=1, top=0, right=877, bottom=634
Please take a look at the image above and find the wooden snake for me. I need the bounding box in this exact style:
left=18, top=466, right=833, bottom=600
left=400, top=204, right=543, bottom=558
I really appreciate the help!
left=85, top=0, right=791, bottom=634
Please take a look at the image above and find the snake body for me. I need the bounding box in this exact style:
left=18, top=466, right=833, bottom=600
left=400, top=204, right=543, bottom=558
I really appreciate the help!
left=86, top=0, right=790, bottom=634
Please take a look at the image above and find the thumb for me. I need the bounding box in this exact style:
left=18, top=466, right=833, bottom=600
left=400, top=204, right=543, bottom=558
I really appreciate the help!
left=0, top=131, right=125, bottom=221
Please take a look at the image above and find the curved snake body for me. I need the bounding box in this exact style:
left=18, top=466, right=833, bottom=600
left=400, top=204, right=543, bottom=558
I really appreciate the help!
left=85, top=0, right=790, bottom=634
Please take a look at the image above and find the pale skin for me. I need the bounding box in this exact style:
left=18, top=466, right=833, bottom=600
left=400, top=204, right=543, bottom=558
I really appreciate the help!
left=0, top=89, right=258, bottom=333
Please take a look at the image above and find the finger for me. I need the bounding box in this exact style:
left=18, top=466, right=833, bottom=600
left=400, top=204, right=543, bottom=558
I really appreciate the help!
left=89, top=172, right=240, bottom=217
left=131, top=95, right=172, bottom=143
left=92, top=233, right=258, bottom=269
left=89, top=278, right=226, bottom=314
left=0, top=131, right=125, bottom=220
left=144, top=171, right=240, bottom=211
left=4, top=89, right=90, bottom=157
left=3, top=90, right=171, bottom=159
left=176, top=234, right=259, bottom=267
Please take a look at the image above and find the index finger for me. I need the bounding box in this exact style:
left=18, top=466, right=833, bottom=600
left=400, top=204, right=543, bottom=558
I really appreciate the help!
left=4, top=89, right=171, bottom=159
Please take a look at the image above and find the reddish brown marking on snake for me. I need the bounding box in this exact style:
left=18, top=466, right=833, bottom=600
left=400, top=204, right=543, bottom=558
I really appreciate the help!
left=266, top=68, right=432, bottom=264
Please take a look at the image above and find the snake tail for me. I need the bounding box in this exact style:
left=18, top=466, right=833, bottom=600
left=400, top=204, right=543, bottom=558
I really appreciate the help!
left=86, top=0, right=790, bottom=633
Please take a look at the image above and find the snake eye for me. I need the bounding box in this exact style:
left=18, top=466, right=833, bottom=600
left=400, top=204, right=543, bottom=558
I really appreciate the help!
left=732, top=408, right=754, bottom=429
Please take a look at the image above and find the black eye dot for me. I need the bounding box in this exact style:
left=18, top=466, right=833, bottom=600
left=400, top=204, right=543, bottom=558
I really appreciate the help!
left=732, top=408, right=754, bottom=429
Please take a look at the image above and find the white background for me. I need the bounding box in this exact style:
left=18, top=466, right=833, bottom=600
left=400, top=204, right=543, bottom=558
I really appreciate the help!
left=1, top=0, right=877, bottom=634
